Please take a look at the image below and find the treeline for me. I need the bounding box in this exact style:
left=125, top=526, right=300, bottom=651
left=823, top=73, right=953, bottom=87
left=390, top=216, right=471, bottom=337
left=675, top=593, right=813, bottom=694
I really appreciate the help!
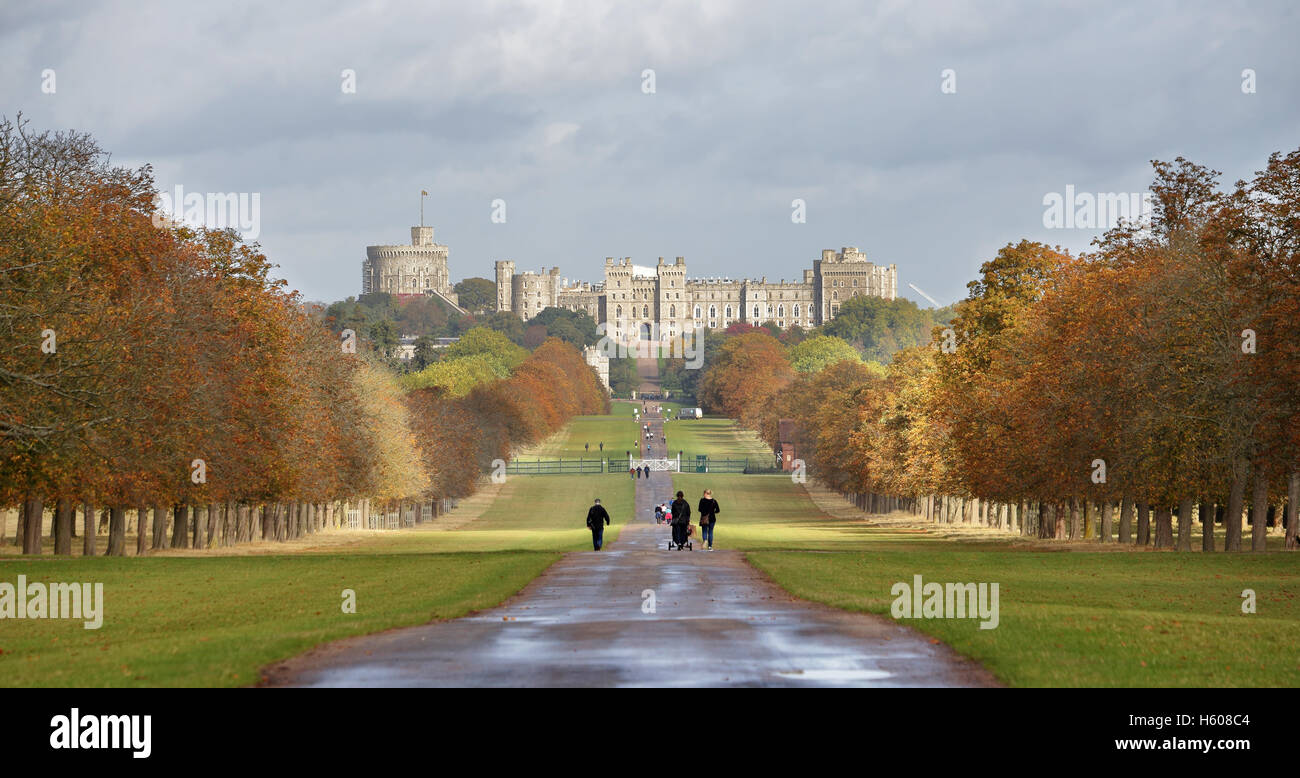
left=703, top=150, right=1300, bottom=552
left=322, top=293, right=599, bottom=370
left=405, top=338, right=609, bottom=500
left=0, top=117, right=607, bottom=556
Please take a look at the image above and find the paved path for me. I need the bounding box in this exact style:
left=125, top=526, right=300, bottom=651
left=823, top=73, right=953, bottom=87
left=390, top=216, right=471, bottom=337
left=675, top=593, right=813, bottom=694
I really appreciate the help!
left=266, top=407, right=996, bottom=687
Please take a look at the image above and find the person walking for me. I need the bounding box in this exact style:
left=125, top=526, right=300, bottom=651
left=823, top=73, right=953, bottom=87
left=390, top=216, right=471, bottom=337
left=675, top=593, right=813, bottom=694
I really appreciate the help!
left=697, top=489, right=720, bottom=550
left=586, top=498, right=611, bottom=551
left=670, top=490, right=692, bottom=550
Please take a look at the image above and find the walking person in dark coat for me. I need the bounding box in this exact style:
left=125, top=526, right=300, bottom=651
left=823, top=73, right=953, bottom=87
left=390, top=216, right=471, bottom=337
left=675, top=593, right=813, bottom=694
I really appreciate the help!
left=697, top=489, right=720, bottom=550
left=586, top=498, right=611, bottom=550
left=670, top=490, right=692, bottom=550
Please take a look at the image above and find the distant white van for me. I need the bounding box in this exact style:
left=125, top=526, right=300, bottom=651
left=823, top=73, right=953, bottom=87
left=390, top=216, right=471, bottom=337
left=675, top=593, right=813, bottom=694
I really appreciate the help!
left=677, top=407, right=703, bottom=419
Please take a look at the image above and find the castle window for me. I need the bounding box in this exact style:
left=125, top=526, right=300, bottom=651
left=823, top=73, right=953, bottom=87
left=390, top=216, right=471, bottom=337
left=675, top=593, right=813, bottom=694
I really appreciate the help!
left=670, top=305, right=676, bottom=318
left=752, top=305, right=760, bottom=318
left=643, top=305, right=649, bottom=318
left=793, top=304, right=800, bottom=317
left=832, top=291, right=838, bottom=300
left=777, top=304, right=784, bottom=317
left=708, top=305, right=716, bottom=318
left=766, top=305, right=773, bottom=317
left=725, top=305, right=732, bottom=318
left=694, top=305, right=702, bottom=319
left=616, top=305, right=623, bottom=318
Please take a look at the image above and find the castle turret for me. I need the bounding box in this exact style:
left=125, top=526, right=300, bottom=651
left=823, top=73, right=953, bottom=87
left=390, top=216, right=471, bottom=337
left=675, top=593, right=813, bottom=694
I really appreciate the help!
left=364, top=225, right=451, bottom=297
left=495, top=260, right=516, bottom=312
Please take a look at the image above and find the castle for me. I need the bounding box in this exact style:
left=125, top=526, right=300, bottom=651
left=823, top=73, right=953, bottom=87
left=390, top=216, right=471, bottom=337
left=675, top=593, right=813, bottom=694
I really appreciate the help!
left=361, top=224, right=898, bottom=336
left=495, top=249, right=897, bottom=339
left=362, top=226, right=460, bottom=308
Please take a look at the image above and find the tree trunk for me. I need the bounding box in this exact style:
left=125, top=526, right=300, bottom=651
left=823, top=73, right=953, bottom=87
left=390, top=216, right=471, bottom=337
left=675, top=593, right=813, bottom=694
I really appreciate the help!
left=136, top=506, right=148, bottom=556
left=1082, top=501, right=1094, bottom=539
left=22, top=494, right=44, bottom=555
left=1251, top=467, right=1269, bottom=553
left=1136, top=501, right=1150, bottom=546
left=151, top=505, right=167, bottom=549
left=1099, top=501, right=1113, bottom=543
left=1153, top=506, right=1173, bottom=549
left=83, top=502, right=96, bottom=556
left=1068, top=497, right=1081, bottom=540
left=107, top=506, right=127, bottom=556
left=1226, top=467, right=1246, bottom=552
left=1118, top=496, right=1132, bottom=544
left=1200, top=500, right=1215, bottom=552
left=1176, top=498, right=1194, bottom=551
left=54, top=497, right=74, bottom=555
left=1286, top=473, right=1300, bottom=551
left=198, top=504, right=209, bottom=549
left=172, top=503, right=189, bottom=548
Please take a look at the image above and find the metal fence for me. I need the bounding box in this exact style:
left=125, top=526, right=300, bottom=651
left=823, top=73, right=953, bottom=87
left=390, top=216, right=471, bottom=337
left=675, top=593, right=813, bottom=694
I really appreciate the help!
left=503, top=458, right=608, bottom=475
left=496, top=455, right=783, bottom=476
left=678, top=454, right=783, bottom=474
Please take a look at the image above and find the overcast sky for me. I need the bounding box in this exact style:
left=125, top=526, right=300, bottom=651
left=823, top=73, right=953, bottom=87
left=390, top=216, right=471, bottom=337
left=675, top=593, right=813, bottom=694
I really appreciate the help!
left=4, top=0, right=1297, bottom=306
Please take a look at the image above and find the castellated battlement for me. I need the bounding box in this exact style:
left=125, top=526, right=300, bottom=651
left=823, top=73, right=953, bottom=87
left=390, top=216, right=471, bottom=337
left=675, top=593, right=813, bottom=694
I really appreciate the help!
left=362, top=225, right=454, bottom=299
left=498, top=247, right=898, bottom=336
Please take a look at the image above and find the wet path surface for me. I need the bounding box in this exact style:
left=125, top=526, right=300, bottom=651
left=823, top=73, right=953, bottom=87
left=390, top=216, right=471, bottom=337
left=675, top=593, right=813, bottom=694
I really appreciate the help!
left=266, top=406, right=996, bottom=687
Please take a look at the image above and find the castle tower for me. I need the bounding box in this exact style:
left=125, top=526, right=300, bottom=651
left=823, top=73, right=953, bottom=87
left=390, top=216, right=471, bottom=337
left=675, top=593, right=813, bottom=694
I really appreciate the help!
left=364, top=226, right=451, bottom=297
left=494, top=260, right=516, bottom=312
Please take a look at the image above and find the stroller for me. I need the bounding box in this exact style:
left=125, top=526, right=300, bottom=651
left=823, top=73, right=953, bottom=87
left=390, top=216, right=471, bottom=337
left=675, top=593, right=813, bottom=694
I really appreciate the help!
left=667, top=519, right=693, bottom=550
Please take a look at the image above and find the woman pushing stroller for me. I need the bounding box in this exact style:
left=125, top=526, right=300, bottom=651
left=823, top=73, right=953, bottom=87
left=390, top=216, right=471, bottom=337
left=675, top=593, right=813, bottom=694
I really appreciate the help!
left=669, top=491, right=692, bottom=550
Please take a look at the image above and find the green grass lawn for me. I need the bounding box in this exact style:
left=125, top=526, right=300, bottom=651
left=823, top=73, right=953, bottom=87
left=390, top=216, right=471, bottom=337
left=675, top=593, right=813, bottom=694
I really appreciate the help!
left=516, top=413, right=642, bottom=460
left=0, top=421, right=634, bottom=686
left=747, top=550, right=1300, bottom=687
left=662, top=417, right=773, bottom=461
left=0, top=551, right=555, bottom=687
left=674, top=472, right=1300, bottom=687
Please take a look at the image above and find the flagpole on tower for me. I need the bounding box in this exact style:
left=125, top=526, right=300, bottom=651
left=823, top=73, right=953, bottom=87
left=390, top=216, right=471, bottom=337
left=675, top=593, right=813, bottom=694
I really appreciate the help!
left=420, top=190, right=429, bottom=227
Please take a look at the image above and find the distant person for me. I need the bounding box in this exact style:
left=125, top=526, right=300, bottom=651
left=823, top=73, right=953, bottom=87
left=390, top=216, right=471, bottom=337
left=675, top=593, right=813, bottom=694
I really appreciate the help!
left=599, top=442, right=604, bottom=452
left=586, top=498, right=611, bottom=551
left=642, top=465, right=650, bottom=478
left=670, top=490, right=692, bottom=550
left=629, top=466, right=636, bottom=479
left=698, top=489, right=720, bottom=550
left=585, top=442, right=589, bottom=452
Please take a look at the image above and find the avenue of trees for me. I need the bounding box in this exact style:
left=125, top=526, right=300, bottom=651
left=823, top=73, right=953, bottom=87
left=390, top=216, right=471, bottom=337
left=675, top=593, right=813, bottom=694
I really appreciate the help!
left=698, top=150, right=1300, bottom=552
left=0, top=117, right=606, bottom=556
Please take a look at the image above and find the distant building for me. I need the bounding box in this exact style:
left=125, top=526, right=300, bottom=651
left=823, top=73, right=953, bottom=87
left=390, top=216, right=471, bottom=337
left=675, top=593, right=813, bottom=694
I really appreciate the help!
left=362, top=226, right=461, bottom=310
left=396, top=335, right=459, bottom=363
left=494, top=249, right=897, bottom=337
left=582, top=345, right=610, bottom=390
left=777, top=419, right=800, bottom=471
